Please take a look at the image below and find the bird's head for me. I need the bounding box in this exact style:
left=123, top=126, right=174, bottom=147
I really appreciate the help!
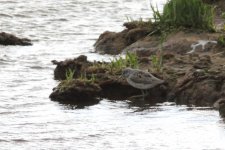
left=121, top=68, right=133, bottom=78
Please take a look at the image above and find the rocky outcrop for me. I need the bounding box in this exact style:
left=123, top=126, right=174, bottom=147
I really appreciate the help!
left=94, top=23, right=219, bottom=56
left=49, top=80, right=101, bottom=108
left=94, top=22, right=150, bottom=55
left=173, top=69, right=225, bottom=106
left=50, top=45, right=225, bottom=108
left=52, top=55, right=91, bottom=80
left=51, top=3, right=225, bottom=111
left=50, top=55, right=168, bottom=105
left=0, top=32, right=32, bottom=46
left=123, top=31, right=219, bottom=57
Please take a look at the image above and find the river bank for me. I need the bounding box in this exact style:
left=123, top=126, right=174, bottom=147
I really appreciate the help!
left=1, top=0, right=225, bottom=149
left=49, top=0, right=225, bottom=117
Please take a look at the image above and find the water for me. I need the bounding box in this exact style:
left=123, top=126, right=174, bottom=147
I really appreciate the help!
left=0, top=0, right=225, bottom=149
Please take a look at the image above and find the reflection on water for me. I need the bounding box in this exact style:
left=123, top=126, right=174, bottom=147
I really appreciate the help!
left=0, top=0, right=225, bottom=149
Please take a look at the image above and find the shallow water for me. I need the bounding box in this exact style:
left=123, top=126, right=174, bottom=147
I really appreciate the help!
left=0, top=0, right=225, bottom=149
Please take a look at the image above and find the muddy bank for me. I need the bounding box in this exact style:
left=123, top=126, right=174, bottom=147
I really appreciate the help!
left=50, top=55, right=168, bottom=105
left=50, top=28, right=225, bottom=111
left=50, top=1, right=225, bottom=116
left=50, top=48, right=225, bottom=108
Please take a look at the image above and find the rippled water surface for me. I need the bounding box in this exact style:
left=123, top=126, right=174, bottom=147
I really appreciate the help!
left=0, top=0, right=225, bottom=149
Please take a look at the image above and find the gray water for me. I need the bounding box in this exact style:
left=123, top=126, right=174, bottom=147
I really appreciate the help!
left=0, top=0, right=225, bottom=149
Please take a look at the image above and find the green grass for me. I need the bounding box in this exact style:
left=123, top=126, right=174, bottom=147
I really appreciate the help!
left=65, top=68, right=75, bottom=81
left=108, top=52, right=139, bottom=73
left=125, top=52, right=139, bottom=69
left=151, top=54, right=163, bottom=72
left=151, top=0, right=215, bottom=32
left=125, top=17, right=153, bottom=29
left=222, top=12, right=225, bottom=19
left=218, top=35, right=225, bottom=47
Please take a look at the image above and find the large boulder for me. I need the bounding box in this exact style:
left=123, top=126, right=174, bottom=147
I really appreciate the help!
left=94, top=30, right=128, bottom=55
left=94, top=22, right=150, bottom=55
left=0, top=32, right=32, bottom=46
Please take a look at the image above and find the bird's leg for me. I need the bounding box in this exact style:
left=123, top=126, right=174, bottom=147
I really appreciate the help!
left=141, top=90, right=147, bottom=101
left=142, top=90, right=149, bottom=97
left=141, top=90, right=145, bottom=97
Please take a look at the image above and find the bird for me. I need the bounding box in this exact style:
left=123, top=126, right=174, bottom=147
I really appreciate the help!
left=121, top=68, right=164, bottom=99
left=213, top=98, right=225, bottom=117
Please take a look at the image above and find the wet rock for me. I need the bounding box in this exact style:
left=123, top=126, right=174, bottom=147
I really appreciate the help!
left=173, top=69, right=225, bottom=106
left=94, top=30, right=128, bottom=55
left=0, top=32, right=32, bottom=46
left=126, top=28, right=150, bottom=45
left=94, top=26, right=150, bottom=55
left=98, top=75, right=140, bottom=100
left=49, top=79, right=101, bottom=106
left=213, top=98, right=225, bottom=117
left=52, top=55, right=91, bottom=80
left=50, top=55, right=169, bottom=105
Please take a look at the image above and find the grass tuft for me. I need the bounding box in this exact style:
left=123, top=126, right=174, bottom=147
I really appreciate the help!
left=109, top=52, right=139, bottom=73
left=150, top=0, right=215, bottom=32
left=65, top=68, right=75, bottom=81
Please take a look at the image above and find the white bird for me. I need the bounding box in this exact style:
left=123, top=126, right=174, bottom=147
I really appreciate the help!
left=122, top=68, right=164, bottom=98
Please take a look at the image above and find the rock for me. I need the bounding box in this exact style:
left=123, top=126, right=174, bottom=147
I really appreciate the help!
left=49, top=79, right=101, bottom=107
left=174, top=69, right=225, bottom=106
left=126, top=28, right=150, bottom=45
left=98, top=75, right=140, bottom=100
left=50, top=55, right=169, bottom=105
left=213, top=98, right=225, bottom=117
left=94, top=27, right=150, bottom=55
left=123, top=21, right=152, bottom=30
left=123, top=31, right=219, bottom=56
left=0, top=32, right=32, bottom=46
left=52, top=55, right=91, bottom=80
left=123, top=40, right=159, bottom=57
left=94, top=30, right=128, bottom=55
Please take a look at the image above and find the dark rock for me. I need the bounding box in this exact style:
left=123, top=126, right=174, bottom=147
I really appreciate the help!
left=52, top=55, right=91, bottom=80
left=94, top=31, right=128, bottom=55
left=94, top=27, right=150, bottom=55
left=98, top=75, right=140, bottom=100
left=213, top=98, right=225, bottom=117
left=123, top=21, right=151, bottom=30
left=174, top=69, right=225, bottom=106
left=49, top=80, right=101, bottom=106
left=126, top=28, right=150, bottom=45
left=0, top=32, right=32, bottom=46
